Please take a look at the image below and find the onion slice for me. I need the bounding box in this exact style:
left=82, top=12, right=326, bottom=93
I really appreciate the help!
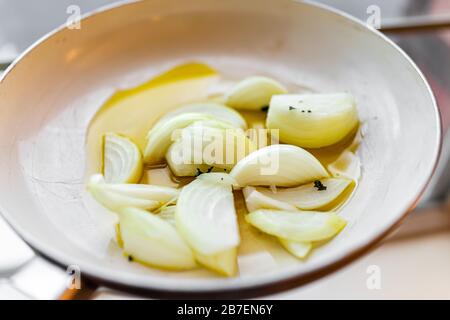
left=195, top=248, right=238, bottom=277
left=103, top=133, right=143, bottom=183
left=156, top=102, right=247, bottom=129
left=256, top=178, right=352, bottom=210
left=245, top=209, right=346, bottom=242
left=230, top=144, right=329, bottom=187
left=225, top=76, right=287, bottom=110
left=266, top=93, right=359, bottom=148
left=143, top=113, right=213, bottom=164
left=88, top=174, right=178, bottom=212
left=176, top=174, right=240, bottom=255
left=165, top=122, right=255, bottom=176
left=242, top=187, right=312, bottom=259
left=119, top=207, right=196, bottom=270
left=242, top=186, right=297, bottom=212
left=279, top=239, right=312, bottom=259
left=158, top=201, right=238, bottom=276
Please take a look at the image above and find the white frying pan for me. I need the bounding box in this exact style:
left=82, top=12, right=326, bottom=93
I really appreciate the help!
left=0, top=0, right=441, bottom=298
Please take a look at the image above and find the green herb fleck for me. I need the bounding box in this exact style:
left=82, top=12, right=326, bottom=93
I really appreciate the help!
left=261, top=105, right=269, bottom=112
left=289, top=106, right=296, bottom=110
left=314, top=180, right=327, bottom=191
left=196, top=167, right=214, bottom=176
left=128, top=255, right=134, bottom=262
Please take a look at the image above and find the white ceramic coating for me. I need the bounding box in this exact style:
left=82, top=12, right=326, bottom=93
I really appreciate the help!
left=0, top=0, right=441, bottom=297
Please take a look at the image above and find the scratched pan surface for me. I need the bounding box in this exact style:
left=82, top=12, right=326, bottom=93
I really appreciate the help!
left=0, top=0, right=441, bottom=298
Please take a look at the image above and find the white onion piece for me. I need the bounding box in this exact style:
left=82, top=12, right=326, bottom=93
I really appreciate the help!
left=156, top=102, right=247, bottom=129
left=88, top=174, right=178, bottom=212
left=157, top=202, right=237, bottom=276
left=119, top=207, right=196, bottom=270
left=144, top=113, right=213, bottom=164
left=176, top=175, right=240, bottom=255
left=266, top=93, right=359, bottom=148
left=230, top=144, right=329, bottom=187
left=256, top=178, right=352, bottom=210
left=103, top=133, right=143, bottom=183
left=328, top=150, right=361, bottom=181
left=242, top=186, right=297, bottom=212
left=279, top=239, right=312, bottom=259
left=242, top=187, right=313, bottom=260
left=165, top=122, right=255, bottom=176
left=245, top=209, right=346, bottom=242
left=225, top=76, right=287, bottom=110
left=195, top=248, right=238, bottom=277
left=166, top=143, right=215, bottom=177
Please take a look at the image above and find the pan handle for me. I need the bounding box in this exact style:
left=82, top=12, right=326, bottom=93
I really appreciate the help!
left=0, top=214, right=83, bottom=300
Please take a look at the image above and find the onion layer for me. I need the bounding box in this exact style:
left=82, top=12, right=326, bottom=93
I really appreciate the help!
left=225, top=76, right=287, bottom=111
left=156, top=102, right=247, bottom=129
left=256, top=178, right=352, bottom=210
left=245, top=209, right=346, bottom=242
left=103, top=133, right=143, bottom=183
left=88, top=174, right=178, bottom=212
left=230, top=144, right=329, bottom=187
left=279, top=239, right=312, bottom=259
left=266, top=93, right=358, bottom=148
left=144, top=113, right=213, bottom=164
left=119, top=207, right=196, bottom=270
left=176, top=174, right=240, bottom=255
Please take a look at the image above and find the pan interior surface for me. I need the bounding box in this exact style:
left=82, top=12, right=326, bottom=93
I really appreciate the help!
left=0, top=0, right=440, bottom=295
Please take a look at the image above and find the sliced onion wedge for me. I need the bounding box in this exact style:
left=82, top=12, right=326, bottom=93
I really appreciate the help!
left=88, top=174, right=179, bottom=212
left=143, top=113, right=214, bottom=164
left=165, top=122, right=255, bottom=177
left=242, top=188, right=313, bottom=259
left=176, top=174, right=240, bottom=255
left=256, top=178, right=352, bottom=210
left=165, top=143, right=215, bottom=177
left=225, top=76, right=287, bottom=110
left=266, top=93, right=359, bottom=148
left=156, top=102, right=247, bottom=129
left=157, top=202, right=237, bottom=276
left=230, top=144, right=329, bottom=187
left=242, top=186, right=297, bottom=212
left=195, top=248, right=238, bottom=277
left=119, top=207, right=196, bottom=270
left=279, top=239, right=312, bottom=259
left=328, top=150, right=361, bottom=181
left=245, top=209, right=346, bottom=242
left=103, top=133, right=143, bottom=183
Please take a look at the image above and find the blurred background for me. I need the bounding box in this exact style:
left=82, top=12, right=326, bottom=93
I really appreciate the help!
left=0, top=0, right=449, bottom=299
